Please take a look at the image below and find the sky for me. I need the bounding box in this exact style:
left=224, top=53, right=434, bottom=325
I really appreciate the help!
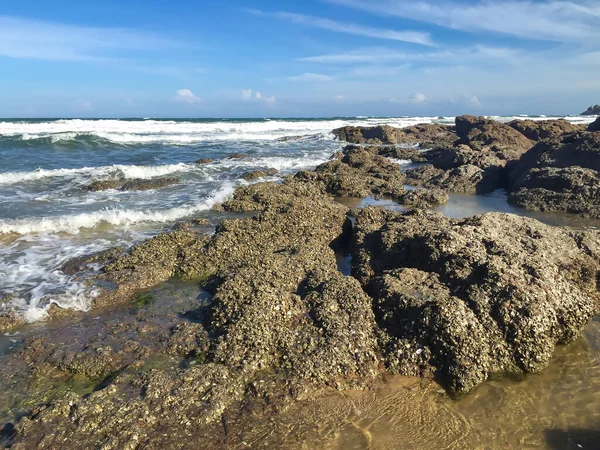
left=0, top=0, right=599, bottom=117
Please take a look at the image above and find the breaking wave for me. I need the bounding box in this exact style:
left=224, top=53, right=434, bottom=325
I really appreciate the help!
left=0, top=183, right=235, bottom=235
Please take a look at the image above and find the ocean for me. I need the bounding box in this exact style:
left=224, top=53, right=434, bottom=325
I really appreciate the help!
left=0, top=115, right=594, bottom=322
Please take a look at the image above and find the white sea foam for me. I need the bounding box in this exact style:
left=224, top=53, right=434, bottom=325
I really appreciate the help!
left=0, top=162, right=198, bottom=185
left=0, top=117, right=449, bottom=145
left=0, top=183, right=235, bottom=235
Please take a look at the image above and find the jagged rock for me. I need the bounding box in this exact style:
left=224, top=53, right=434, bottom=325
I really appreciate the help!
left=240, top=168, right=278, bottom=181
left=0, top=294, right=24, bottom=333
left=405, top=163, right=502, bottom=194
left=395, top=188, right=449, bottom=208
left=589, top=117, right=600, bottom=132
left=344, top=144, right=426, bottom=163
left=352, top=207, right=600, bottom=394
left=509, top=167, right=600, bottom=217
left=9, top=196, right=382, bottom=448
left=424, top=144, right=509, bottom=171
left=332, top=123, right=457, bottom=147
left=508, top=132, right=600, bottom=217
left=83, top=177, right=180, bottom=192
left=508, top=119, right=584, bottom=141
left=581, top=105, right=600, bottom=116
left=332, top=125, right=403, bottom=144
left=455, top=115, right=533, bottom=157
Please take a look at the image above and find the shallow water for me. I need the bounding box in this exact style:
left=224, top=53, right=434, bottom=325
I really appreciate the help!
left=228, top=318, right=600, bottom=449
left=338, top=189, right=600, bottom=230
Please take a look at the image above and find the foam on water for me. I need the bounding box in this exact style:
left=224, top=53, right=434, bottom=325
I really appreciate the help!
left=0, top=183, right=235, bottom=235
left=0, top=163, right=199, bottom=185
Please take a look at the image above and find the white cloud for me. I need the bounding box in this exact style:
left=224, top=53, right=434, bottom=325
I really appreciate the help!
left=241, top=89, right=276, bottom=105
left=241, top=89, right=253, bottom=100
left=288, top=72, right=335, bottom=82
left=174, top=89, right=201, bottom=104
left=0, top=16, right=190, bottom=62
left=334, top=95, right=345, bottom=101
left=249, top=10, right=433, bottom=46
left=326, top=0, right=600, bottom=43
left=413, top=92, right=426, bottom=103
left=389, top=92, right=427, bottom=104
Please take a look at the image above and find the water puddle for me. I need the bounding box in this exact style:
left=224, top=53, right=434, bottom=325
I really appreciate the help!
left=337, top=190, right=600, bottom=230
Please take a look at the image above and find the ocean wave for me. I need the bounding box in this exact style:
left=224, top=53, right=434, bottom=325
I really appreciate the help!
left=0, top=183, right=235, bottom=235
left=0, top=162, right=198, bottom=185
left=0, top=117, right=474, bottom=147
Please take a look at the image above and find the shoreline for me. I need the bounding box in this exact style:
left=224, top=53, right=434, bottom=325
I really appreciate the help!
left=2, top=114, right=600, bottom=448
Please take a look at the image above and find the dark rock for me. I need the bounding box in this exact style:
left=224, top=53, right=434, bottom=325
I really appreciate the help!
left=508, top=167, right=600, bottom=217
left=508, top=132, right=600, bottom=217
left=511, top=132, right=600, bottom=178
left=332, top=124, right=457, bottom=147
left=10, top=195, right=382, bottom=448
left=396, top=188, right=449, bottom=208
left=589, top=117, right=600, bottom=132
left=194, top=158, right=214, bottom=164
left=228, top=153, right=248, bottom=159
left=172, top=218, right=211, bottom=231
left=332, top=125, right=402, bottom=145
left=60, top=247, right=125, bottom=275
left=405, top=163, right=503, bottom=194
left=508, top=119, right=585, bottom=141
left=581, top=105, right=600, bottom=116
left=240, top=168, right=278, bottom=181
left=83, top=177, right=180, bottom=192
left=352, top=207, right=600, bottom=394
left=455, top=115, right=533, bottom=157
left=0, top=294, right=24, bottom=333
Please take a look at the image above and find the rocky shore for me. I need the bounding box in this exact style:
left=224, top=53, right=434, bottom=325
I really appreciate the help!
left=2, top=115, right=600, bottom=448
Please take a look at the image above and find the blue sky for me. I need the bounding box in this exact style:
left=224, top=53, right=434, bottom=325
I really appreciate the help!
left=0, top=0, right=599, bottom=117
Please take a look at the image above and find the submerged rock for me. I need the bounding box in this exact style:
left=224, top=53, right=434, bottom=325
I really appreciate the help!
left=352, top=207, right=600, bottom=394
left=508, top=132, right=600, bottom=217
left=240, top=168, right=278, bottom=181
left=194, top=158, right=214, bottom=164
left=0, top=295, right=24, bottom=333
left=83, top=177, right=180, bottom=192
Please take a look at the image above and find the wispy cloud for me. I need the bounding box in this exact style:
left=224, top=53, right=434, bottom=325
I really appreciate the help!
left=325, top=0, right=600, bottom=43
left=248, top=9, right=434, bottom=46
left=0, top=16, right=191, bottom=62
left=174, top=89, right=201, bottom=104
left=287, top=72, right=335, bottom=82
left=298, top=46, right=521, bottom=65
